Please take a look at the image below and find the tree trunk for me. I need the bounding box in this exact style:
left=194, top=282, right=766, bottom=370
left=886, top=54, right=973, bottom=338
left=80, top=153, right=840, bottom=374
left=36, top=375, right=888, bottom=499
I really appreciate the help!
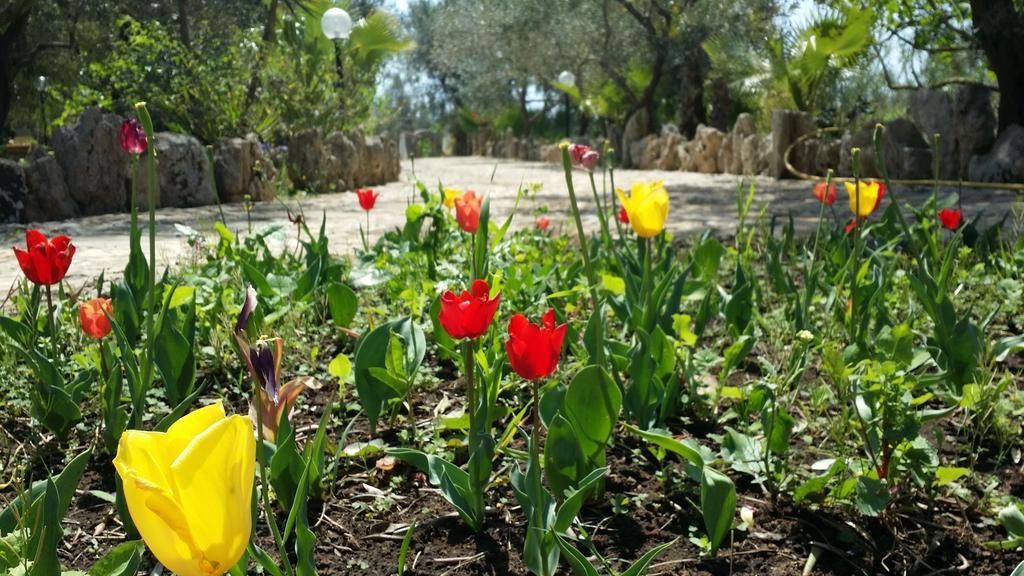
left=176, top=0, right=191, bottom=49
left=243, top=0, right=279, bottom=119
left=678, top=42, right=708, bottom=138
left=0, top=3, right=32, bottom=138
left=970, top=0, right=1024, bottom=131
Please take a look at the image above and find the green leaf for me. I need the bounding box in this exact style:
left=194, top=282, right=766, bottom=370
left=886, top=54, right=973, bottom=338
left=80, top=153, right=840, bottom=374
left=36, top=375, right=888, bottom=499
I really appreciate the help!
left=328, top=353, right=352, bottom=383
left=166, top=286, right=195, bottom=309
left=553, top=467, right=608, bottom=533
left=355, top=318, right=425, bottom=435
left=672, top=314, right=697, bottom=347
left=154, top=301, right=196, bottom=407
left=28, top=480, right=61, bottom=576
left=999, top=504, right=1024, bottom=538
left=0, top=449, right=91, bottom=536
left=87, top=541, right=145, bottom=576
left=601, top=274, right=626, bottom=295
left=388, top=448, right=478, bottom=530
left=620, top=538, right=679, bottom=576
left=934, top=467, right=970, bottom=488
left=693, top=236, right=724, bottom=281
left=563, top=366, right=621, bottom=469
left=397, top=521, right=416, bottom=576
left=622, top=423, right=707, bottom=472
left=543, top=414, right=585, bottom=501
left=854, top=476, right=890, bottom=517
left=327, top=283, right=358, bottom=328
left=553, top=533, right=599, bottom=576
left=700, top=468, right=736, bottom=556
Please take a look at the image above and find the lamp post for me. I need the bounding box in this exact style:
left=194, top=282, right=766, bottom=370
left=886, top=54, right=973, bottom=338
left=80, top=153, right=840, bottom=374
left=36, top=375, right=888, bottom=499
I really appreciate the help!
left=558, top=70, right=575, bottom=138
left=35, top=75, right=48, bottom=144
left=321, top=7, right=352, bottom=88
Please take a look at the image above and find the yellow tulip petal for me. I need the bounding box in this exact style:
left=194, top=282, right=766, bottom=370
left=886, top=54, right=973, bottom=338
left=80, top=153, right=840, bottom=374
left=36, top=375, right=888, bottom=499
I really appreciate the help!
left=164, top=402, right=226, bottom=460
left=115, top=437, right=200, bottom=576
left=169, top=415, right=255, bottom=575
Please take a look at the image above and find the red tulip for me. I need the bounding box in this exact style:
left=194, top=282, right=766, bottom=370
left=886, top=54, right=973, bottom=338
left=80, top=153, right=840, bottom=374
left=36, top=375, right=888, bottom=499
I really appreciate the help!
left=80, top=298, right=113, bottom=340
left=813, top=182, right=837, bottom=206
left=536, top=217, right=551, bottom=231
left=356, top=188, right=379, bottom=211
left=617, top=206, right=630, bottom=224
left=938, top=208, right=962, bottom=230
left=13, top=230, right=75, bottom=286
left=505, top=308, right=567, bottom=381
left=439, top=279, right=500, bottom=340
left=569, top=144, right=600, bottom=171
left=455, top=191, right=482, bottom=234
left=119, top=118, right=148, bottom=155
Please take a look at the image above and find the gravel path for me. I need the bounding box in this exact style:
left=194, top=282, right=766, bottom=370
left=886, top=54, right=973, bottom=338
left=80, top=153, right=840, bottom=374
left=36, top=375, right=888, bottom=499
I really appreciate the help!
left=1, top=156, right=1020, bottom=291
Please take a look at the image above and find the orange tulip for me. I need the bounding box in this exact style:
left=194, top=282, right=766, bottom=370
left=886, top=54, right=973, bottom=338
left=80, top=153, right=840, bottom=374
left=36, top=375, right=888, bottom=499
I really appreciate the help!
left=455, top=191, right=482, bottom=233
left=80, top=298, right=113, bottom=339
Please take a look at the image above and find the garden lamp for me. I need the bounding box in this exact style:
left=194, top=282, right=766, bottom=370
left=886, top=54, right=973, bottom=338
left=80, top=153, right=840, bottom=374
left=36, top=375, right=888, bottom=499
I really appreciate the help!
left=35, top=75, right=48, bottom=144
left=321, top=7, right=353, bottom=86
left=558, top=70, right=575, bottom=138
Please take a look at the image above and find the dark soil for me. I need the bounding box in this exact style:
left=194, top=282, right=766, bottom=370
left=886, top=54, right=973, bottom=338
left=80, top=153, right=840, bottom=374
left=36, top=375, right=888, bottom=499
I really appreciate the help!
left=1, top=378, right=1020, bottom=576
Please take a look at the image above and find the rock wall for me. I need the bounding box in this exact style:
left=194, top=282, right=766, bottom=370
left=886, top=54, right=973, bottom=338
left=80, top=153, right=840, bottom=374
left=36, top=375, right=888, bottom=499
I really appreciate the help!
left=2, top=106, right=401, bottom=224
left=285, top=128, right=400, bottom=194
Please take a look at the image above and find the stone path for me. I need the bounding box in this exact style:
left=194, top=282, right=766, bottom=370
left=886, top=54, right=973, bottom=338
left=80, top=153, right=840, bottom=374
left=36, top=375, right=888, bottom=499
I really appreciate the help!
left=1, top=156, right=1021, bottom=291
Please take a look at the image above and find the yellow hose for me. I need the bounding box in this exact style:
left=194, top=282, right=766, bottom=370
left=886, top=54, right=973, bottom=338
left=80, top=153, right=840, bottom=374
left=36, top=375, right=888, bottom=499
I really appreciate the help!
left=782, top=126, right=1024, bottom=191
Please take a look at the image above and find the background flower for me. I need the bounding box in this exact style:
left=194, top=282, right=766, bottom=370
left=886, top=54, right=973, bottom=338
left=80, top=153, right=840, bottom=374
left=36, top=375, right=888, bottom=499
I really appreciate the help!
left=506, top=308, right=566, bottom=381
left=439, top=279, right=500, bottom=340
left=80, top=298, right=113, bottom=339
left=616, top=181, right=669, bottom=238
left=13, top=229, right=75, bottom=286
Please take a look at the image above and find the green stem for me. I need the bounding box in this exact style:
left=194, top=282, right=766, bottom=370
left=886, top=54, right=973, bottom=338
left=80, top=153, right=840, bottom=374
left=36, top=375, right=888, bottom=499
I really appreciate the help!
left=641, top=237, right=653, bottom=333
left=135, top=103, right=158, bottom=427
left=529, top=379, right=543, bottom=531
left=560, top=146, right=603, bottom=365
left=463, top=340, right=484, bottom=527
left=588, top=171, right=612, bottom=252
left=45, top=284, right=56, bottom=360
left=849, top=150, right=863, bottom=342
left=252, top=379, right=296, bottom=576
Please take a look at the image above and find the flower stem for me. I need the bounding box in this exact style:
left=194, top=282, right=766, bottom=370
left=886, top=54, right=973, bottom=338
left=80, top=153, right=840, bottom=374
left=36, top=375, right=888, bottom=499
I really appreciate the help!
left=529, top=378, right=543, bottom=531
left=45, top=284, right=56, bottom=359
left=588, top=171, right=612, bottom=252
left=463, top=339, right=484, bottom=528
left=252, top=378, right=296, bottom=576
left=560, top=145, right=603, bottom=365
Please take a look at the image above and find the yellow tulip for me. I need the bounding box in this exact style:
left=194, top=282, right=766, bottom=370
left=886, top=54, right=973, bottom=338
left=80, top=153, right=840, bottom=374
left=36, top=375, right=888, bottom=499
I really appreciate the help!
left=113, top=403, right=255, bottom=576
left=844, top=181, right=885, bottom=218
left=616, top=181, right=669, bottom=238
left=443, top=187, right=461, bottom=209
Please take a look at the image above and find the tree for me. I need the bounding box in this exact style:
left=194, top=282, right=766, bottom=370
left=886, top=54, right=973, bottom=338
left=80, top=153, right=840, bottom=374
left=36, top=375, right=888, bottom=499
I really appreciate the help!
left=969, top=0, right=1024, bottom=130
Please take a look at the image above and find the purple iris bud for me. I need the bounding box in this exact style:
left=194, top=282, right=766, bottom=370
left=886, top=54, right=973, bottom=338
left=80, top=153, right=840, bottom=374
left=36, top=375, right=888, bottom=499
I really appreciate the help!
left=249, top=342, right=279, bottom=404
left=235, top=285, right=257, bottom=334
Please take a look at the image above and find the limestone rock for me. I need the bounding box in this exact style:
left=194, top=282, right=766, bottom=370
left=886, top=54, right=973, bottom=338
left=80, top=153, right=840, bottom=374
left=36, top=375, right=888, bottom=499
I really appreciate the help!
left=540, top=144, right=561, bottom=164
left=288, top=129, right=327, bottom=192
left=692, top=125, right=725, bottom=174
left=658, top=132, right=685, bottom=171
left=0, top=159, right=27, bottom=224
left=621, top=109, right=650, bottom=167
left=839, top=118, right=930, bottom=179
left=631, top=134, right=663, bottom=170
left=325, top=131, right=358, bottom=191
left=968, top=124, right=1024, bottom=183
left=908, top=89, right=957, bottom=178
left=214, top=138, right=276, bottom=203
left=954, top=85, right=997, bottom=178
left=23, top=150, right=77, bottom=222
left=51, top=107, right=130, bottom=215
left=770, top=110, right=815, bottom=179
left=135, top=133, right=214, bottom=208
